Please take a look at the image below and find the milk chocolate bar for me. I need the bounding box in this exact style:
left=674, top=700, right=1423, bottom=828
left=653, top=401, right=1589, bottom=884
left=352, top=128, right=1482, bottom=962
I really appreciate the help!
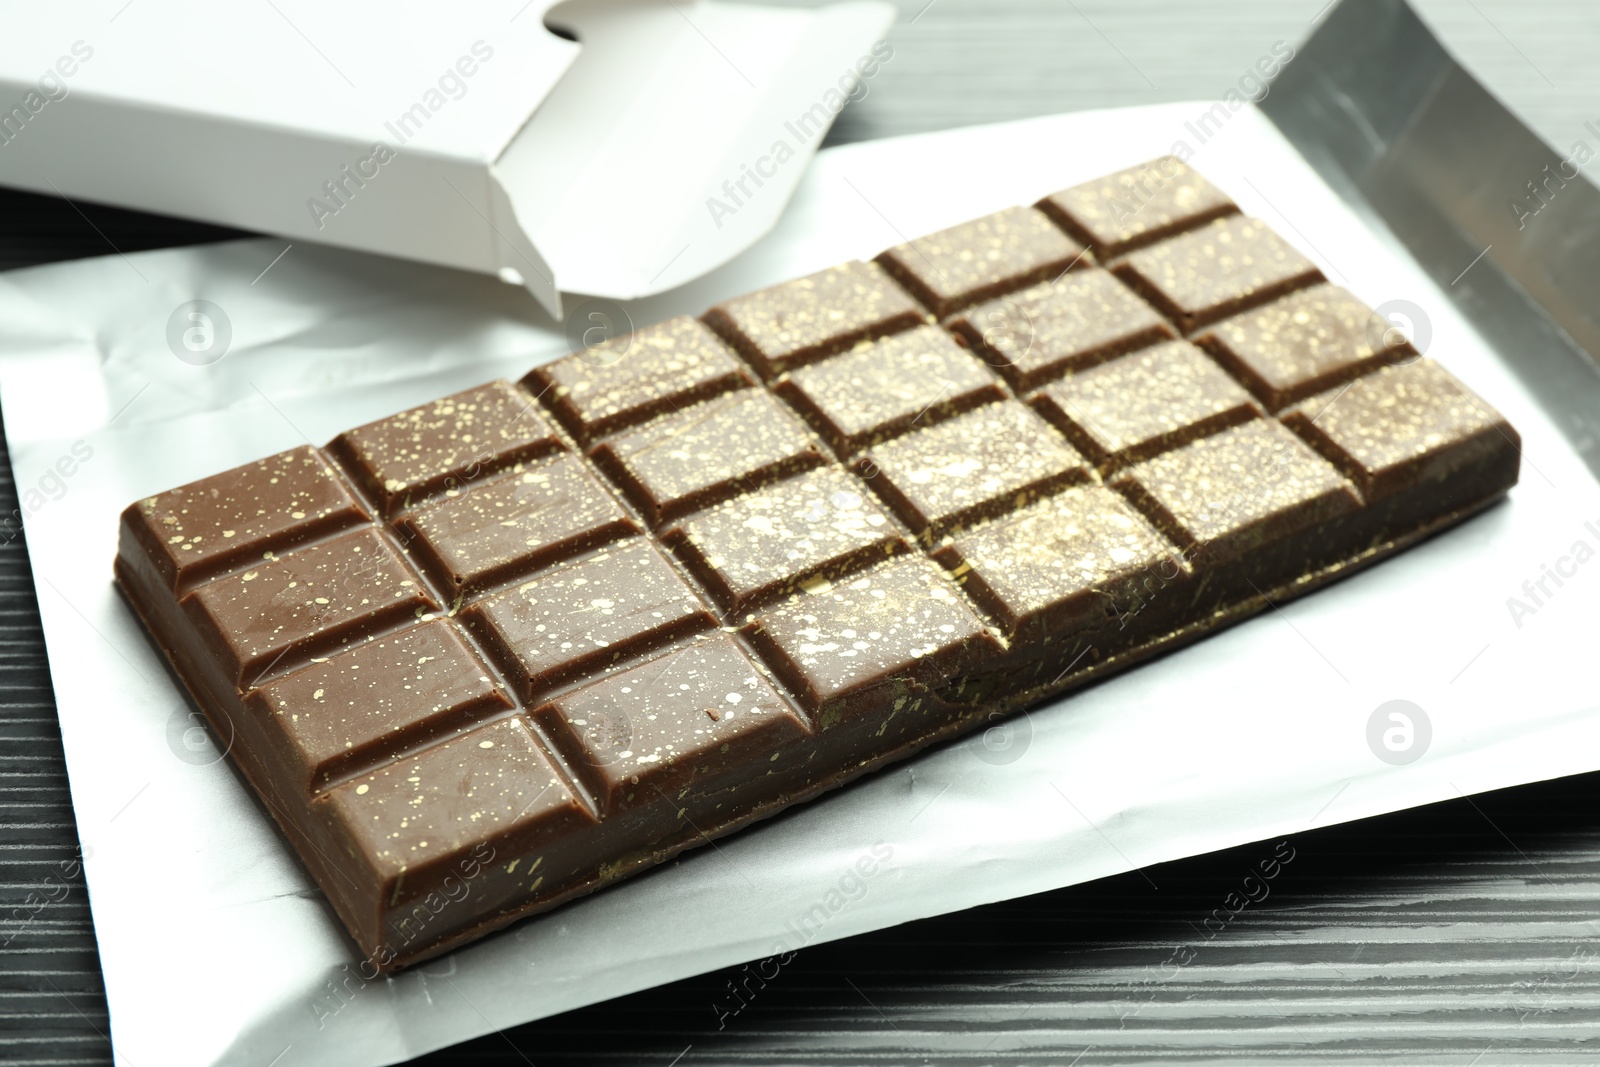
left=114, top=157, right=1521, bottom=972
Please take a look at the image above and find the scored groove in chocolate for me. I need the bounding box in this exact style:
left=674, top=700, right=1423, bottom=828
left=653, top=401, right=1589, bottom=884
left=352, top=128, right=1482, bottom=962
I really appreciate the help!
left=114, top=156, right=1521, bottom=973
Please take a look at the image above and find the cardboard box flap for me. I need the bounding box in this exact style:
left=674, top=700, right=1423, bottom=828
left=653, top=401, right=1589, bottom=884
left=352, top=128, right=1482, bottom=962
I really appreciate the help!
left=498, top=0, right=897, bottom=300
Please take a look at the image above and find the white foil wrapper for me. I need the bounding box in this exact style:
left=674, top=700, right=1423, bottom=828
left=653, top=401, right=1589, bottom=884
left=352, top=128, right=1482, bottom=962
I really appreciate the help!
left=1, top=103, right=1596, bottom=1067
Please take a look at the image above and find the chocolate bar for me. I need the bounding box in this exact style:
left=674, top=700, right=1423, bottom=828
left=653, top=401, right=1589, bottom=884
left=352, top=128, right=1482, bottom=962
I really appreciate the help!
left=114, top=157, right=1521, bottom=972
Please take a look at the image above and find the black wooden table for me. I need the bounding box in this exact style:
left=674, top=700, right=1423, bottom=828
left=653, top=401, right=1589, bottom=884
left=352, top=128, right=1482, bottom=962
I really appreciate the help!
left=5, top=1, right=1598, bottom=1062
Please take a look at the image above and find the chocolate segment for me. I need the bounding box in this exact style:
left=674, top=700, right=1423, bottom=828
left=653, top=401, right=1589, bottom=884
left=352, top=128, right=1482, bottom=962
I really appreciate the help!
left=1031, top=340, right=1260, bottom=469
left=703, top=260, right=926, bottom=379
left=530, top=633, right=808, bottom=816
left=1282, top=359, right=1521, bottom=504
left=665, top=466, right=905, bottom=613
left=1195, top=285, right=1414, bottom=410
left=247, top=620, right=511, bottom=792
left=1037, top=156, right=1239, bottom=258
left=1115, top=420, right=1360, bottom=576
left=743, top=555, right=999, bottom=719
left=949, top=268, right=1175, bottom=391
left=937, top=485, right=1185, bottom=647
left=114, top=160, right=1521, bottom=975
left=397, top=454, right=637, bottom=594
left=591, top=389, right=827, bottom=526
left=778, top=325, right=1005, bottom=455
left=319, top=716, right=598, bottom=947
left=462, top=539, right=711, bottom=702
left=859, top=402, right=1087, bottom=538
left=182, top=527, right=437, bottom=687
left=1112, top=215, right=1325, bottom=333
left=331, top=381, right=562, bottom=515
left=122, top=446, right=368, bottom=592
left=875, top=206, right=1086, bottom=317
left=527, top=316, right=753, bottom=444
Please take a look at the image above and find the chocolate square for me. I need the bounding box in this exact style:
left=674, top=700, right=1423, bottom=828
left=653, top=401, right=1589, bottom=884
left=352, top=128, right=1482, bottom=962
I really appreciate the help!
left=1031, top=340, right=1259, bottom=468
left=591, top=389, right=827, bottom=526
left=331, top=381, right=563, bottom=515
left=1195, top=285, right=1414, bottom=410
left=121, top=445, right=368, bottom=592
left=949, top=268, right=1174, bottom=391
left=936, top=485, right=1182, bottom=643
left=527, top=316, right=751, bottom=444
left=1037, top=156, right=1238, bottom=258
left=875, top=205, right=1086, bottom=317
left=183, top=527, right=437, bottom=687
left=702, top=261, right=927, bottom=379
left=463, top=539, right=711, bottom=701
left=1112, top=215, right=1324, bottom=333
left=318, top=716, right=596, bottom=920
left=531, top=635, right=808, bottom=815
left=1115, top=420, right=1357, bottom=566
left=778, top=324, right=1004, bottom=455
left=859, top=402, right=1087, bottom=538
left=397, top=454, right=637, bottom=593
left=249, top=621, right=511, bottom=791
left=744, top=555, right=996, bottom=717
left=1282, top=359, right=1519, bottom=502
left=666, top=467, right=906, bottom=613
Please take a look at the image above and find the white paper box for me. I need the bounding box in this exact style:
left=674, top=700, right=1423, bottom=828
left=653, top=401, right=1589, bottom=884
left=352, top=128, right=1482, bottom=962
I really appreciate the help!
left=0, top=0, right=896, bottom=316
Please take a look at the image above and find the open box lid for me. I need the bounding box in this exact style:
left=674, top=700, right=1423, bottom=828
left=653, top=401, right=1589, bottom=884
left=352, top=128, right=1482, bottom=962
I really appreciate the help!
left=0, top=0, right=896, bottom=317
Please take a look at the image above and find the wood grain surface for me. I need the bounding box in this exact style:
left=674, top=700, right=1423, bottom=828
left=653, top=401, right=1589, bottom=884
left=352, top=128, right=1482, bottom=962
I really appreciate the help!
left=2, top=1, right=1597, bottom=1063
